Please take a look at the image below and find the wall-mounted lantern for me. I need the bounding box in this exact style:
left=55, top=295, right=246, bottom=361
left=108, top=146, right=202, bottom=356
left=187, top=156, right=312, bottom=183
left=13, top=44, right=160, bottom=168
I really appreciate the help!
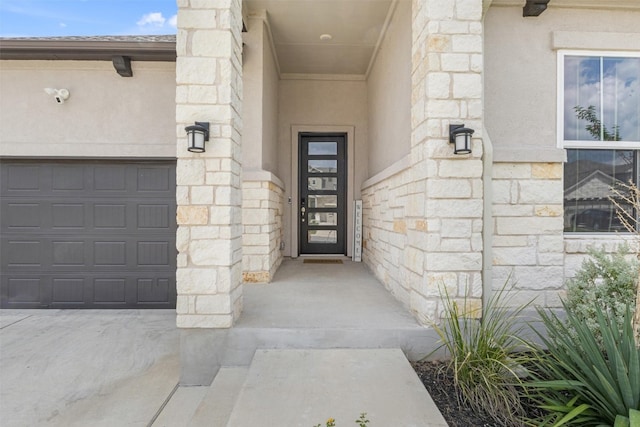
left=185, top=122, right=210, bottom=153
left=449, top=124, right=474, bottom=155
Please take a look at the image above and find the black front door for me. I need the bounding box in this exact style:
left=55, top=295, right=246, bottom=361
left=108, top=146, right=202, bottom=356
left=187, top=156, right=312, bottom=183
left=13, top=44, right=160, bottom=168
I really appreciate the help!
left=299, top=133, right=347, bottom=255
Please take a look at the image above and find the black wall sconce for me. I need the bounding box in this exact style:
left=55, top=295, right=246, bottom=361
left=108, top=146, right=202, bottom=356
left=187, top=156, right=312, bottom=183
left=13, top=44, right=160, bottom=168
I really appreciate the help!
left=449, top=124, right=474, bottom=155
left=185, top=122, right=210, bottom=153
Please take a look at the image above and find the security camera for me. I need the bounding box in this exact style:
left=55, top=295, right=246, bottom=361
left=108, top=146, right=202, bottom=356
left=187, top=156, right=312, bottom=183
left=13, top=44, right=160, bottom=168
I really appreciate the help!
left=44, top=88, right=70, bottom=104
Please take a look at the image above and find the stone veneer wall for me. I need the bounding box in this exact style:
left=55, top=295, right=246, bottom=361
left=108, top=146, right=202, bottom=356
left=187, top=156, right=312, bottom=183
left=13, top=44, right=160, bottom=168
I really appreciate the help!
left=404, top=0, right=484, bottom=324
left=362, top=0, right=485, bottom=325
left=491, top=162, right=565, bottom=307
left=175, top=0, right=244, bottom=328
left=362, top=167, right=414, bottom=307
left=242, top=178, right=284, bottom=283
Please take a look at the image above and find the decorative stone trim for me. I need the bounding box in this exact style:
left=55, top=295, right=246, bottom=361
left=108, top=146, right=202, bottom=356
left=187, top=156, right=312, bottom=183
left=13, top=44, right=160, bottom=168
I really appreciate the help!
left=175, top=0, right=244, bottom=329
left=242, top=175, right=284, bottom=283
left=491, top=161, right=565, bottom=307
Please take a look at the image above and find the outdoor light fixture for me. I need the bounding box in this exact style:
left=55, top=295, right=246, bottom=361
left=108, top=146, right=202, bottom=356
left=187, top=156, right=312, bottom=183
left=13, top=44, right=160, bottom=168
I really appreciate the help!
left=449, top=124, right=474, bottom=155
left=185, top=122, right=210, bottom=153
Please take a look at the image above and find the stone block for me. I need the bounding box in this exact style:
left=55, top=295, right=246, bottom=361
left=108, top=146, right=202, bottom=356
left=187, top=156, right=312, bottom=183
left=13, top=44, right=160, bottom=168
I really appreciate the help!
left=426, top=99, right=460, bottom=118
left=492, top=246, right=537, bottom=266
left=427, top=252, right=482, bottom=271
left=452, top=35, right=482, bottom=53
left=439, top=21, right=469, bottom=34
left=441, top=53, right=469, bottom=71
left=513, top=266, right=565, bottom=290
left=453, top=73, right=482, bottom=99
left=427, top=199, right=483, bottom=219
left=190, top=239, right=233, bottom=266
left=177, top=159, right=206, bottom=185
left=177, top=206, right=209, bottom=225
left=427, top=73, right=451, bottom=99
left=177, top=268, right=218, bottom=294
left=440, top=238, right=471, bottom=252
left=176, top=314, right=232, bottom=329
left=427, top=0, right=454, bottom=19
left=535, top=205, right=563, bottom=217
left=196, top=294, right=231, bottom=314
left=191, top=186, right=214, bottom=204
left=176, top=57, right=217, bottom=85
left=492, top=163, right=531, bottom=179
left=427, top=179, right=472, bottom=199
left=193, top=30, right=232, bottom=57
left=532, top=163, right=562, bottom=179
left=441, top=219, right=472, bottom=238
left=404, top=246, right=425, bottom=274
left=456, top=0, right=483, bottom=20
left=179, top=10, right=218, bottom=30
left=518, top=181, right=562, bottom=204
left=243, top=271, right=270, bottom=283
left=439, top=159, right=482, bottom=178
left=492, top=204, right=533, bottom=217
left=496, top=216, right=563, bottom=236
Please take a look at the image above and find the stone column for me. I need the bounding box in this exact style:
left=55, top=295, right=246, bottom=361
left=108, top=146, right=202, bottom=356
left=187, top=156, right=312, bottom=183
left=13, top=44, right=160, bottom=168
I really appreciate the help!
left=175, top=0, right=243, bottom=384
left=409, top=0, right=484, bottom=322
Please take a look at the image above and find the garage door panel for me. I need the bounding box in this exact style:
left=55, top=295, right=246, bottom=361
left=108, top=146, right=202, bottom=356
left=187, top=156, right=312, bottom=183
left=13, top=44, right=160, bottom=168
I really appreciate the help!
left=52, top=165, right=87, bottom=191
left=94, top=279, right=126, bottom=303
left=1, top=160, right=177, bottom=309
left=5, top=203, right=42, bottom=228
left=7, top=278, right=41, bottom=303
left=6, top=241, right=42, bottom=267
left=52, top=203, right=85, bottom=228
left=3, top=164, right=41, bottom=191
left=52, top=278, right=86, bottom=304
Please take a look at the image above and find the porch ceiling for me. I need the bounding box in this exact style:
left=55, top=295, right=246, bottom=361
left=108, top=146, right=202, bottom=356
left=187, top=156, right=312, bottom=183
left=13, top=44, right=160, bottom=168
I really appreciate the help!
left=243, top=0, right=394, bottom=77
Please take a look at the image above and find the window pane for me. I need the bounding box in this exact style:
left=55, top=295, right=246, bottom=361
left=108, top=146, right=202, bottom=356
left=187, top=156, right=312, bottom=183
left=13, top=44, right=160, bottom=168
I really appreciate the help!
left=308, top=177, right=337, bottom=191
left=565, top=56, right=601, bottom=141
left=565, top=55, right=640, bottom=142
left=564, top=149, right=634, bottom=232
left=308, top=212, right=337, bottom=226
left=308, top=160, right=337, bottom=173
left=308, top=230, right=337, bottom=244
left=308, top=142, right=337, bottom=155
left=308, top=195, right=337, bottom=208
left=602, top=57, right=640, bottom=142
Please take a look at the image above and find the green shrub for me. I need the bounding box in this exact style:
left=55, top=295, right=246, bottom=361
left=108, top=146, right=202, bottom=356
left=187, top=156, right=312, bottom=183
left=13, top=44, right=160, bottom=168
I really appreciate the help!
left=431, top=284, right=532, bottom=426
left=565, top=246, right=637, bottom=346
left=524, top=303, right=640, bottom=426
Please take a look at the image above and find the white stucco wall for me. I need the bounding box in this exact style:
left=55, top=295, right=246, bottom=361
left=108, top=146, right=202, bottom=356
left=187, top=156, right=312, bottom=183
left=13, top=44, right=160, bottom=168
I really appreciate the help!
left=262, top=23, right=279, bottom=173
left=277, top=79, right=368, bottom=256
left=485, top=5, right=640, bottom=163
left=0, top=60, right=175, bottom=158
left=242, top=16, right=280, bottom=173
left=366, top=0, right=411, bottom=177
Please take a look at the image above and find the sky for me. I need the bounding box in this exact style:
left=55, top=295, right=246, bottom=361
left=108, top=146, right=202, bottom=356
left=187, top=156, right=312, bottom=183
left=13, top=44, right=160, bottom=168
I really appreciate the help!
left=0, top=0, right=178, bottom=38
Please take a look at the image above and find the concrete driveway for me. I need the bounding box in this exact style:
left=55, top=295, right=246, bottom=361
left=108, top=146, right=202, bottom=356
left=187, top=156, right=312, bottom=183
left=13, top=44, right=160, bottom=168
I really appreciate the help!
left=0, top=310, right=178, bottom=427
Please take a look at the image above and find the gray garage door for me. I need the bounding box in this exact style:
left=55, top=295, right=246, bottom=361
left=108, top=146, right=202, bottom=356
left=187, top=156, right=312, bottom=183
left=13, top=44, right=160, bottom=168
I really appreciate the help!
left=0, top=160, right=177, bottom=309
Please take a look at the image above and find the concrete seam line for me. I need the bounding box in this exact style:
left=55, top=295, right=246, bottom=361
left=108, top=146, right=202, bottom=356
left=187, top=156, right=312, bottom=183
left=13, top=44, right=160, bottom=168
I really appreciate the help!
left=146, top=382, right=179, bottom=427
left=0, top=315, right=34, bottom=330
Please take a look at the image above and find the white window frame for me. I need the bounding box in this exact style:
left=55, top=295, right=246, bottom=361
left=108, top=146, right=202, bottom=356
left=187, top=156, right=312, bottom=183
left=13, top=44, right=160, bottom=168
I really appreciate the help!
left=557, top=49, right=640, bottom=151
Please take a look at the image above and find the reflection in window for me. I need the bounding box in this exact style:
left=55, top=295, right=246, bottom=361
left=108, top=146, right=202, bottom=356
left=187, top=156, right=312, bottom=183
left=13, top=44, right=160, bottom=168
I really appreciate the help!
left=308, top=177, right=337, bottom=191
left=308, top=212, right=337, bottom=226
left=561, top=52, right=640, bottom=233
left=308, top=160, right=337, bottom=173
left=308, top=195, right=337, bottom=208
left=564, top=56, right=640, bottom=142
left=308, top=142, right=337, bottom=155
left=308, top=230, right=337, bottom=244
left=564, top=149, right=634, bottom=232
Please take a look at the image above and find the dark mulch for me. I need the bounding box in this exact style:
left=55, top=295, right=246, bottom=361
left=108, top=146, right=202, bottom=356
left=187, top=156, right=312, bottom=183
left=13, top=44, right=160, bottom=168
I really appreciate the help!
left=412, top=360, right=502, bottom=427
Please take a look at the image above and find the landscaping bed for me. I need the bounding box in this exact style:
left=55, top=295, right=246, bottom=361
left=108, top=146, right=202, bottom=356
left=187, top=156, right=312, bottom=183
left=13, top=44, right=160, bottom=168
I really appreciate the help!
left=412, top=360, right=500, bottom=427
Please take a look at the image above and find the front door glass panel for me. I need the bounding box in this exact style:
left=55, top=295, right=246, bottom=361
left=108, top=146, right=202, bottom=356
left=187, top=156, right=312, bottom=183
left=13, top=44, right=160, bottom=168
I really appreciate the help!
left=299, top=134, right=347, bottom=255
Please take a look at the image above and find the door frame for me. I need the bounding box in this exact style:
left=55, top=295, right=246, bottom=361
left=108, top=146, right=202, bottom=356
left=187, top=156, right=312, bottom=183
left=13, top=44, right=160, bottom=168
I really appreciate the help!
left=291, top=125, right=355, bottom=258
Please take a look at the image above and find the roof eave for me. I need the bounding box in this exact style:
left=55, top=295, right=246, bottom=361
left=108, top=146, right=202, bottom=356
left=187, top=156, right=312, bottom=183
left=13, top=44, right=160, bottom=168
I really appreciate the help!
left=0, top=39, right=176, bottom=62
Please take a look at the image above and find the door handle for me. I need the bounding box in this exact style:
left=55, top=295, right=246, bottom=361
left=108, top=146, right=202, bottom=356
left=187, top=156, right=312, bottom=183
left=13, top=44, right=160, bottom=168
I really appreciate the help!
left=300, top=206, right=306, bottom=222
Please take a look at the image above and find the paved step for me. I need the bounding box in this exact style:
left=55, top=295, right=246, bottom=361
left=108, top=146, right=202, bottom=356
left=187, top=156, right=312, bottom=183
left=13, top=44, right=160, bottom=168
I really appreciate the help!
left=225, top=348, right=448, bottom=427
left=153, top=367, right=249, bottom=427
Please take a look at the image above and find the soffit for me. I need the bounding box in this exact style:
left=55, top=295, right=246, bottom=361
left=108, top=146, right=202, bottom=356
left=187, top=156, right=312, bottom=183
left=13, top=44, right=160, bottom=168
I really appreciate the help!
left=244, top=0, right=394, bottom=77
